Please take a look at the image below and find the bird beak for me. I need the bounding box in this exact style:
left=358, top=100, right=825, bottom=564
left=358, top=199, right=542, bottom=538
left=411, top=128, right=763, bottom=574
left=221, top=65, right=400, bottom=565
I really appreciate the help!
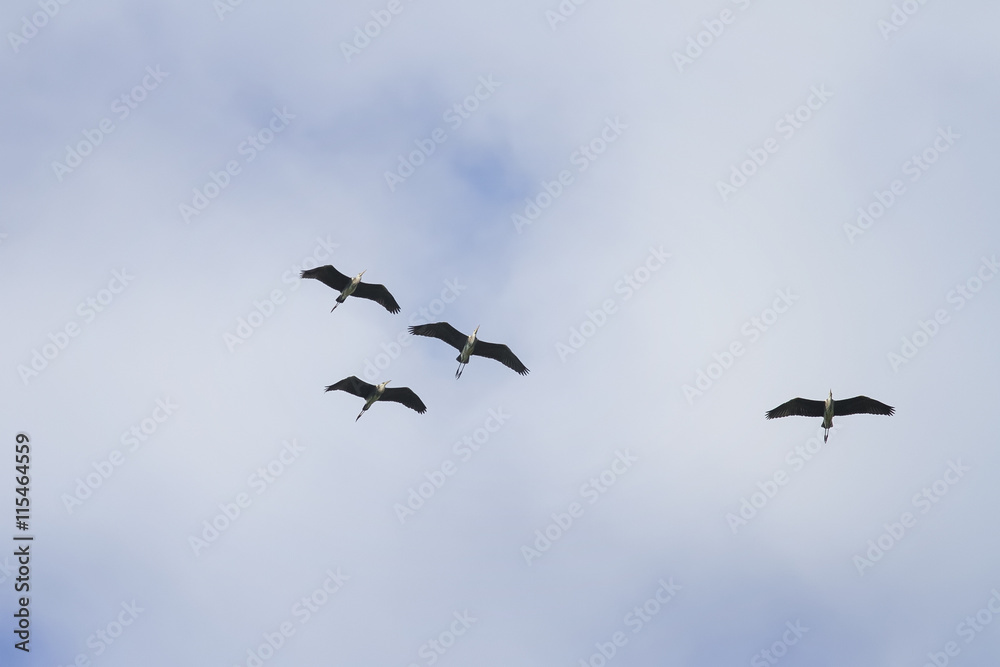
left=360, top=269, right=367, bottom=277
left=474, top=325, right=480, bottom=334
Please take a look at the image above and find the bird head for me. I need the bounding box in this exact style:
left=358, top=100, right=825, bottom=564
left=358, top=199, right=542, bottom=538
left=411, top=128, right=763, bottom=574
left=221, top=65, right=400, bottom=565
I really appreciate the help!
left=377, top=380, right=390, bottom=390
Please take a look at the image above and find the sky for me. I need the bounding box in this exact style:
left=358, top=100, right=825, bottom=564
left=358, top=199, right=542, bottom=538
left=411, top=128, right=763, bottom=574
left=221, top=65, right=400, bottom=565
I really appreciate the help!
left=2, top=0, right=1000, bottom=665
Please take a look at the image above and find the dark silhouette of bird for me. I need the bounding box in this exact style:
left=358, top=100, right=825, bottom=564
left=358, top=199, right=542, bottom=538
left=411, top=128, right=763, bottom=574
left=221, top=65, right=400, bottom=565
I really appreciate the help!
left=301, top=265, right=400, bottom=313
left=766, top=390, right=894, bottom=442
left=325, top=377, right=426, bottom=421
left=409, top=323, right=528, bottom=378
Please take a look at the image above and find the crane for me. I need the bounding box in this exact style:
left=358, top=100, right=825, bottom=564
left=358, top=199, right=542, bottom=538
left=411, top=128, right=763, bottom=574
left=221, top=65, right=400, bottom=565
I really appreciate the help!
left=766, top=390, right=894, bottom=442
left=409, top=323, right=529, bottom=379
left=301, top=265, right=400, bottom=313
left=325, top=376, right=426, bottom=421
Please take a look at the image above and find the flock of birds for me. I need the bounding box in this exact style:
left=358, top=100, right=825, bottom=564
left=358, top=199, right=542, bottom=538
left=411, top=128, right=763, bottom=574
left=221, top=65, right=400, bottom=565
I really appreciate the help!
left=301, top=265, right=528, bottom=421
left=302, top=263, right=895, bottom=434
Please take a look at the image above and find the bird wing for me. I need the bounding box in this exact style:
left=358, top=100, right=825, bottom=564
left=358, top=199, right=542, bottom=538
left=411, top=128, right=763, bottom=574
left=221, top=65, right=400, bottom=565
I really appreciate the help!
left=301, top=265, right=351, bottom=291
left=352, top=282, right=401, bottom=314
left=381, top=387, right=427, bottom=413
left=325, top=376, right=373, bottom=399
left=408, top=322, right=468, bottom=351
left=765, top=397, right=825, bottom=419
left=471, top=340, right=530, bottom=375
left=835, top=396, right=895, bottom=416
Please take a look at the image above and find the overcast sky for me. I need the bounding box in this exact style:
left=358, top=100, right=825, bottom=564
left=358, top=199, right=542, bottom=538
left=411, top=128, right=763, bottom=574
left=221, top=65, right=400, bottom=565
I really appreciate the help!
left=2, top=1, right=1000, bottom=665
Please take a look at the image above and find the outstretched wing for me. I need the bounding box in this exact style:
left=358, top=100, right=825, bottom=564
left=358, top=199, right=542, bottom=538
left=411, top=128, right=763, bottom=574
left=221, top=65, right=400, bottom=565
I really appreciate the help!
left=301, top=265, right=351, bottom=291
left=352, top=282, right=401, bottom=314
left=472, top=340, right=530, bottom=375
left=325, top=376, right=373, bottom=399
left=836, top=396, right=895, bottom=417
left=765, top=397, right=825, bottom=419
left=381, top=387, right=427, bottom=413
left=408, top=322, right=468, bottom=351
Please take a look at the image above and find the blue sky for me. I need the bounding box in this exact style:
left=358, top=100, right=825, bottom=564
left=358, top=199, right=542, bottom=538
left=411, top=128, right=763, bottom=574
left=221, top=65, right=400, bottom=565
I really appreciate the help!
left=2, top=1, right=1000, bottom=665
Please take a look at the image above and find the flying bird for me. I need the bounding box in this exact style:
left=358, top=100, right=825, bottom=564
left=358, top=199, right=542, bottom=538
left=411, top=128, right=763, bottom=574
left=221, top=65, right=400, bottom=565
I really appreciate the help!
left=765, top=390, right=894, bottom=442
left=325, top=376, right=426, bottom=421
left=409, top=323, right=529, bottom=379
left=301, top=265, right=400, bottom=314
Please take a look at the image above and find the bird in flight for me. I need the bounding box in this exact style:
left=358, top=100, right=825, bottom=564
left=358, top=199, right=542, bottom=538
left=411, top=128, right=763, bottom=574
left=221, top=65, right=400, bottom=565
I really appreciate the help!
left=301, top=265, right=400, bottom=314
left=325, top=376, right=426, bottom=421
left=409, top=323, right=529, bottom=379
left=766, top=390, right=894, bottom=442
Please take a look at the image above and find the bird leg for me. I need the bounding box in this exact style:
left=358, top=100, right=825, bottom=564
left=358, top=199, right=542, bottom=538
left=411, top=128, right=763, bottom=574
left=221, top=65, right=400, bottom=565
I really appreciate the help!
left=455, top=362, right=465, bottom=379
